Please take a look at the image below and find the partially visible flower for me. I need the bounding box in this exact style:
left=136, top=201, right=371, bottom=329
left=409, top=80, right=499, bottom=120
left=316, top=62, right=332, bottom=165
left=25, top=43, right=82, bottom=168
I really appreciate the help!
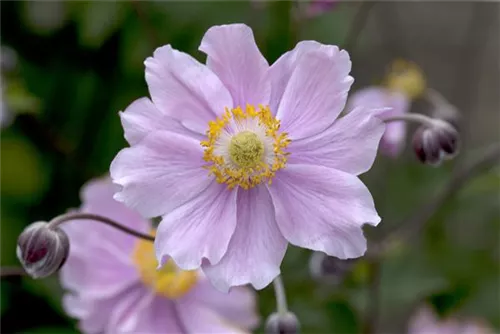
left=305, top=0, right=339, bottom=18
left=408, top=305, right=494, bottom=334
left=348, top=87, right=410, bottom=157
left=384, top=59, right=426, bottom=101
left=60, top=176, right=259, bottom=334
left=110, top=24, right=384, bottom=292
left=16, top=221, right=70, bottom=278
left=347, top=59, right=426, bottom=158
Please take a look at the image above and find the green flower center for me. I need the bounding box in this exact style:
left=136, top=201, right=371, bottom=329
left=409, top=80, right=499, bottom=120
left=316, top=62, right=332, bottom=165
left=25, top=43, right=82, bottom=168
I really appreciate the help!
left=229, top=131, right=265, bottom=168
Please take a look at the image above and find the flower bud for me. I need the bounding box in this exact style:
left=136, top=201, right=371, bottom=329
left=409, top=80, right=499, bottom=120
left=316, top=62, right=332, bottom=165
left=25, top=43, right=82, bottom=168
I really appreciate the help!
left=265, top=312, right=300, bottom=334
left=16, top=221, right=70, bottom=278
left=433, top=120, right=460, bottom=157
left=309, top=252, right=356, bottom=285
left=412, top=126, right=442, bottom=166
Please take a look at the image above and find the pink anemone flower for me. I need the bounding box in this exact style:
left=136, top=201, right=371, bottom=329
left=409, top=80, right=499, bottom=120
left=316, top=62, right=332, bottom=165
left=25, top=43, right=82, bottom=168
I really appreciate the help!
left=408, top=306, right=494, bottom=334
left=347, top=87, right=410, bottom=158
left=60, top=177, right=259, bottom=333
left=110, top=24, right=385, bottom=292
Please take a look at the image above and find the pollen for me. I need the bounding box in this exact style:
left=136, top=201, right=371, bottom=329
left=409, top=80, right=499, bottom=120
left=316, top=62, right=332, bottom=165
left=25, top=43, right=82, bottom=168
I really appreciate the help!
left=132, top=229, right=197, bottom=299
left=384, top=59, right=426, bottom=100
left=201, top=104, right=291, bottom=190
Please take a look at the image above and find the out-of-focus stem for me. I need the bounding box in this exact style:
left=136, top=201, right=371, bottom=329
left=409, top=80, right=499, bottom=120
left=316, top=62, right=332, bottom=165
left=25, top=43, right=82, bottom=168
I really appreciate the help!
left=273, top=275, right=289, bottom=315
left=343, top=2, right=376, bottom=52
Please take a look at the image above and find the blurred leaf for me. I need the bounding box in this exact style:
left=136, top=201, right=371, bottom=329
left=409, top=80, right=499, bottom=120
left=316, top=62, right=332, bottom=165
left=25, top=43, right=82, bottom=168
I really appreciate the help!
left=326, top=299, right=360, bottom=334
left=21, top=1, right=68, bottom=35
left=0, top=134, right=48, bottom=203
left=349, top=248, right=449, bottom=331
left=73, top=1, right=128, bottom=49
left=5, top=79, right=41, bottom=115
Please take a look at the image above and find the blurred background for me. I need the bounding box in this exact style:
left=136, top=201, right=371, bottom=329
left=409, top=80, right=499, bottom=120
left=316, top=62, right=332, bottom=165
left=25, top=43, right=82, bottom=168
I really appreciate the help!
left=1, top=1, right=499, bottom=333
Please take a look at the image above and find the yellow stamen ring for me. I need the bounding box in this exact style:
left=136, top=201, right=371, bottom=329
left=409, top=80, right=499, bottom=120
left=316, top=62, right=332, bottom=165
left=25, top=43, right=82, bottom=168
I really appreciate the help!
left=133, top=229, right=197, bottom=299
left=201, top=104, right=290, bottom=190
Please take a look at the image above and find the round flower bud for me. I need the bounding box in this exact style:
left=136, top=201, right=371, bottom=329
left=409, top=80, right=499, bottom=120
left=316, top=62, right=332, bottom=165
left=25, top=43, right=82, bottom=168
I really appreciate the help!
left=16, top=221, right=70, bottom=279
left=433, top=120, right=460, bottom=157
left=265, top=312, right=300, bottom=334
left=412, top=126, right=442, bottom=166
left=309, top=251, right=357, bottom=285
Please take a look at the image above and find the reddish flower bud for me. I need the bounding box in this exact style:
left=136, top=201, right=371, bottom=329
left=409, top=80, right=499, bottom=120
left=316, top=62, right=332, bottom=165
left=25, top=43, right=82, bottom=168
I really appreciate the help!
left=433, top=120, right=460, bottom=157
left=412, top=126, right=442, bottom=166
left=16, top=221, right=70, bottom=278
left=265, top=312, right=300, bottom=334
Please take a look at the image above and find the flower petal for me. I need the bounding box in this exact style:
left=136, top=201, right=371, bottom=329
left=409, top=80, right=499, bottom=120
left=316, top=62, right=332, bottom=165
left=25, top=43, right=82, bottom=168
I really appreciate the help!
left=62, top=284, right=145, bottom=334
left=347, top=87, right=410, bottom=157
left=199, top=24, right=270, bottom=107
left=177, top=296, right=250, bottom=334
left=269, top=41, right=352, bottom=114
left=268, top=164, right=380, bottom=259
left=145, top=44, right=233, bottom=125
left=124, top=297, right=185, bottom=333
left=288, top=106, right=385, bottom=175
left=185, top=278, right=260, bottom=330
left=202, top=186, right=287, bottom=292
left=155, top=182, right=237, bottom=270
left=120, top=97, right=203, bottom=145
left=276, top=50, right=354, bottom=140
left=110, top=130, right=211, bottom=218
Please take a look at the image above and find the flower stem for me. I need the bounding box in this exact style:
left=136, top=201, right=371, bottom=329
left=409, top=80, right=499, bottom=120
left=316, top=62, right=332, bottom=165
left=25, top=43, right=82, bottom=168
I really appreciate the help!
left=381, top=113, right=436, bottom=128
left=47, top=213, right=155, bottom=242
left=273, top=275, right=289, bottom=315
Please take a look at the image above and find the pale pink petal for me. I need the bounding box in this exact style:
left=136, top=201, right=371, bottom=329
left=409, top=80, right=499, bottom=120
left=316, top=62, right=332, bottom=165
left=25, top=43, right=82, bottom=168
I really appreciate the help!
left=145, top=44, right=233, bottom=126
left=347, top=87, right=410, bottom=157
left=177, top=297, right=250, bottom=334
left=199, top=24, right=270, bottom=107
left=110, top=130, right=211, bottom=218
left=269, top=40, right=351, bottom=113
left=63, top=283, right=145, bottom=334
left=155, top=182, right=237, bottom=270
left=78, top=176, right=150, bottom=245
left=202, top=186, right=287, bottom=292
left=268, top=164, right=380, bottom=259
left=276, top=50, right=354, bottom=140
left=119, top=97, right=203, bottom=145
left=125, top=297, right=185, bottom=333
left=288, top=106, right=385, bottom=175
left=185, top=278, right=260, bottom=329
